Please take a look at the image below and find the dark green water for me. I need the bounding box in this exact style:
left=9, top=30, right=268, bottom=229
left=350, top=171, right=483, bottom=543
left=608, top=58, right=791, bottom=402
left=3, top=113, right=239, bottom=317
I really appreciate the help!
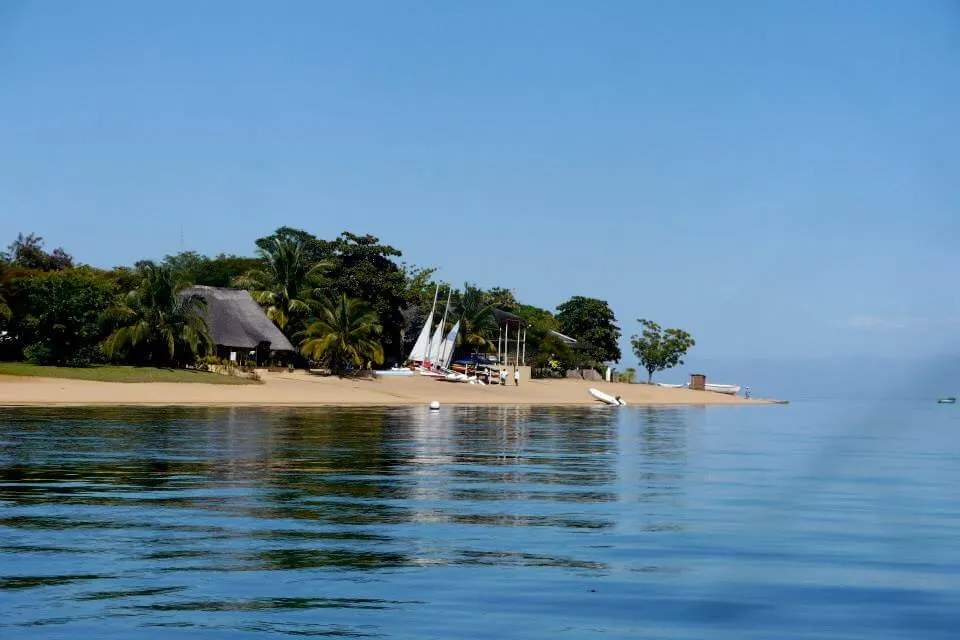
left=0, top=403, right=957, bottom=639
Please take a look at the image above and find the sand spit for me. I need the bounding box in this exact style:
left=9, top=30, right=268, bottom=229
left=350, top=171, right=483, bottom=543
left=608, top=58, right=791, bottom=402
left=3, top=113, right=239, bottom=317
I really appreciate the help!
left=0, top=370, right=783, bottom=407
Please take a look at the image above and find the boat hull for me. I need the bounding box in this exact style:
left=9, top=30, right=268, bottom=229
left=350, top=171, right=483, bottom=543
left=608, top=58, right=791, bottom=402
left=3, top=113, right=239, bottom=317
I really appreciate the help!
left=589, top=388, right=627, bottom=406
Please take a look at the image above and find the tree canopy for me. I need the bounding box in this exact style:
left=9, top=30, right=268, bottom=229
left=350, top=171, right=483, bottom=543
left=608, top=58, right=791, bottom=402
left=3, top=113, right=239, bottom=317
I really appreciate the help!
left=630, top=319, right=695, bottom=383
left=3, top=233, right=74, bottom=271
left=555, top=296, right=622, bottom=363
left=298, top=293, right=384, bottom=375
left=102, top=262, right=213, bottom=367
left=0, top=230, right=693, bottom=379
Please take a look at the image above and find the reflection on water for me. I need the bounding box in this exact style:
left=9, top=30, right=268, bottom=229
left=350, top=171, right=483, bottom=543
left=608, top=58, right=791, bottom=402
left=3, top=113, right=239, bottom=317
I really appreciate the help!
left=0, top=404, right=958, bottom=639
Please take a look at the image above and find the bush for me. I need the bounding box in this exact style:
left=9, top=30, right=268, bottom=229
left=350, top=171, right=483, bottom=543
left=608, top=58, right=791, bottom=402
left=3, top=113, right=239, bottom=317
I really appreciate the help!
left=65, top=345, right=105, bottom=368
left=23, top=343, right=54, bottom=365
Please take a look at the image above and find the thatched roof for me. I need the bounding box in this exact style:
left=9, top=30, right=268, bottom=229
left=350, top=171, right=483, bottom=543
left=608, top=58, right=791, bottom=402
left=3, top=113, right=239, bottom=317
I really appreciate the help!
left=492, top=308, right=526, bottom=327
left=181, top=286, right=295, bottom=352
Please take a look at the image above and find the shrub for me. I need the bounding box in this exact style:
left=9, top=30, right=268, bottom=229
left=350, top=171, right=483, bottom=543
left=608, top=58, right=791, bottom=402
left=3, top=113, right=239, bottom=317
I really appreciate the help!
left=23, top=343, right=54, bottom=365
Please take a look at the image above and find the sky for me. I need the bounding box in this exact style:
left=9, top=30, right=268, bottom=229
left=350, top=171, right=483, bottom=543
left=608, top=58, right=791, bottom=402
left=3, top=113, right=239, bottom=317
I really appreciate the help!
left=1, top=0, right=958, bottom=365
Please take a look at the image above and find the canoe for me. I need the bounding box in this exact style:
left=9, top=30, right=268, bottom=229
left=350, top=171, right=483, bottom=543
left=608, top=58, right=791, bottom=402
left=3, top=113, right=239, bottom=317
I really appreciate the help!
left=655, top=383, right=685, bottom=389
left=589, top=388, right=627, bottom=406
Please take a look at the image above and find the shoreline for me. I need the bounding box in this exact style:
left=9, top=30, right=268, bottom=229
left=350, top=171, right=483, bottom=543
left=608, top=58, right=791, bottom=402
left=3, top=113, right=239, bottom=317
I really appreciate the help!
left=0, top=371, right=784, bottom=407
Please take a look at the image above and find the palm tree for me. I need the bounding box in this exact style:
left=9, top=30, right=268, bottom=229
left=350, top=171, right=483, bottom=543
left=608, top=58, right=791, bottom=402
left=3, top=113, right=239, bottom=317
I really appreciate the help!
left=102, top=262, right=213, bottom=366
left=455, top=283, right=496, bottom=353
left=298, top=294, right=384, bottom=375
left=232, top=237, right=328, bottom=332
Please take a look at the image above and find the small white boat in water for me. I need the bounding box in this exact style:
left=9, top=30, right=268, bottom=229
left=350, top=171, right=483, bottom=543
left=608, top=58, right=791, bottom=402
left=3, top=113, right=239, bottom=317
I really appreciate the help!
left=589, top=388, right=627, bottom=406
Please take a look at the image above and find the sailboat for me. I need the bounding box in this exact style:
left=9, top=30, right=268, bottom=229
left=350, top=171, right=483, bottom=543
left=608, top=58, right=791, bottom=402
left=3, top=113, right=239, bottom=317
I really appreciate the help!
left=406, top=286, right=437, bottom=368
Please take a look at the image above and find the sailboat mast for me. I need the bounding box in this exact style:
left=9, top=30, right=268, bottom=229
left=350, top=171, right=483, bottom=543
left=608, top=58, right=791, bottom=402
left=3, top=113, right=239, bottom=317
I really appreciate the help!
left=421, top=285, right=440, bottom=367
left=435, top=288, right=452, bottom=369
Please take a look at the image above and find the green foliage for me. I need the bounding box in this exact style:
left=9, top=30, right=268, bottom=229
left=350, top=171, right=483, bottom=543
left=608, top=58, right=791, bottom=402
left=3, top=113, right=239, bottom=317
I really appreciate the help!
left=102, top=262, right=213, bottom=366
left=162, top=251, right=262, bottom=288
left=617, top=367, right=637, bottom=384
left=12, top=268, right=117, bottom=366
left=454, top=283, right=496, bottom=354
left=233, top=235, right=328, bottom=332
left=555, top=296, right=622, bottom=363
left=298, top=294, right=384, bottom=375
left=323, top=232, right=407, bottom=361
left=3, top=233, right=74, bottom=271
left=256, top=227, right=333, bottom=266
left=514, top=304, right=571, bottom=372
left=630, top=319, right=695, bottom=383
left=483, top=287, right=518, bottom=313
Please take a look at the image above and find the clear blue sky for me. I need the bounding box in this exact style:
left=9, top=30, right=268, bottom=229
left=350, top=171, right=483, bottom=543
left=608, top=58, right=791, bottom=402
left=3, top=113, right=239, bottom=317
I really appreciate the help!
left=1, top=0, right=957, bottom=362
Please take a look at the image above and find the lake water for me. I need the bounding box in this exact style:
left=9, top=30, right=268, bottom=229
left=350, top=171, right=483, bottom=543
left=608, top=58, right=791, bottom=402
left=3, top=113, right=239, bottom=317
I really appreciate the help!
left=1, top=403, right=958, bottom=639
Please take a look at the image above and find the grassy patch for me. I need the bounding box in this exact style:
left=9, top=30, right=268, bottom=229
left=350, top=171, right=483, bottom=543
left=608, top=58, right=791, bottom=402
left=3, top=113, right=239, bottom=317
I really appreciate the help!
left=0, top=362, right=259, bottom=385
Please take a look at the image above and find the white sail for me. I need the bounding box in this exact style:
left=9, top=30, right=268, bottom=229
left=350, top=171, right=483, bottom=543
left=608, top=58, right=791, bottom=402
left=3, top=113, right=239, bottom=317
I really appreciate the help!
left=407, top=310, right=434, bottom=363
left=426, top=288, right=451, bottom=368
left=438, top=320, right=460, bottom=369
left=426, top=323, right=445, bottom=366
left=407, top=285, right=439, bottom=364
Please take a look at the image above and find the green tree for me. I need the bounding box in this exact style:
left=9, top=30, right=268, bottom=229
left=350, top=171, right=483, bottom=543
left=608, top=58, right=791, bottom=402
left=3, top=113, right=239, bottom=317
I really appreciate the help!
left=323, top=232, right=408, bottom=362
left=298, top=294, right=384, bottom=375
left=162, top=251, right=261, bottom=288
left=102, top=262, right=213, bottom=367
left=200, top=254, right=262, bottom=288
left=256, top=227, right=333, bottom=266
left=4, top=233, right=74, bottom=271
left=556, top=296, right=622, bottom=363
left=454, top=283, right=496, bottom=353
left=233, top=236, right=328, bottom=332
left=14, top=268, right=117, bottom=366
left=630, top=319, right=695, bottom=383
left=483, top=287, right=518, bottom=313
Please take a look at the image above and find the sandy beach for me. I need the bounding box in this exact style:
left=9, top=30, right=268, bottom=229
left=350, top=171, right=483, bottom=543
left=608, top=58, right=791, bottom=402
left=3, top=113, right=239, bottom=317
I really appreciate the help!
left=0, top=370, right=778, bottom=407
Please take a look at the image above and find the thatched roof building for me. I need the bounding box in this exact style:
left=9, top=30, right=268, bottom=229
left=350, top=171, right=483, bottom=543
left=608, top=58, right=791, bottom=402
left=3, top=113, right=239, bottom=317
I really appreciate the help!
left=181, top=286, right=294, bottom=360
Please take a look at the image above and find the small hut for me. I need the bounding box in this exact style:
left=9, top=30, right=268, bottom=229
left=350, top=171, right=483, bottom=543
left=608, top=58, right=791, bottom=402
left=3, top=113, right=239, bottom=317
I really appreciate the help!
left=180, top=286, right=295, bottom=366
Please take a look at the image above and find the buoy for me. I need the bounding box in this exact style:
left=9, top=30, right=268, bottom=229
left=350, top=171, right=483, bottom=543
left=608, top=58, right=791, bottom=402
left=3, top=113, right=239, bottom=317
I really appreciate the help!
left=429, top=401, right=440, bottom=411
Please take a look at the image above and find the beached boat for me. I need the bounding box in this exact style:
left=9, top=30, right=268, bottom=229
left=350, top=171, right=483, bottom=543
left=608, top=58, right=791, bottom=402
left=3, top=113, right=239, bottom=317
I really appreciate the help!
left=373, top=367, right=414, bottom=377
left=704, top=383, right=741, bottom=395
left=655, top=383, right=685, bottom=389
left=937, top=397, right=956, bottom=404
left=589, top=388, right=627, bottom=406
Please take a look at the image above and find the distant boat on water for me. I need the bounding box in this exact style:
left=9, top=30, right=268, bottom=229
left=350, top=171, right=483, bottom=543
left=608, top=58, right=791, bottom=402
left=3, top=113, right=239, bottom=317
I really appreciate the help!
left=937, top=397, right=956, bottom=404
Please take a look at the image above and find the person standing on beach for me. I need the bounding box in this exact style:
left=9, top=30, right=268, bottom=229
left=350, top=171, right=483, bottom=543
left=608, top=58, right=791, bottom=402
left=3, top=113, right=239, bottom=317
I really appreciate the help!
left=514, top=368, right=519, bottom=386
left=500, top=368, right=507, bottom=386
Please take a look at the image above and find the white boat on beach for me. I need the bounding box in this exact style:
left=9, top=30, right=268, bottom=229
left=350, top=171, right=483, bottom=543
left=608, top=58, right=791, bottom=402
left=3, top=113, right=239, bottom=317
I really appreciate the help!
left=704, top=383, right=741, bottom=395
left=373, top=367, right=414, bottom=377
left=657, top=381, right=742, bottom=395
left=589, top=388, right=627, bottom=406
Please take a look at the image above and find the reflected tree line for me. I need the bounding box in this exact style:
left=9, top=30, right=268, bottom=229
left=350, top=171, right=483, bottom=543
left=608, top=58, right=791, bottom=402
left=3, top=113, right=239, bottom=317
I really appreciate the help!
left=0, top=407, right=696, bottom=573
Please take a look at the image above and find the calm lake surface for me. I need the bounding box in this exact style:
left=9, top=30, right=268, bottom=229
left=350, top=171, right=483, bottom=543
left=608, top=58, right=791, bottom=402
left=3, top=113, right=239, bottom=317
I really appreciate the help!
left=1, top=403, right=958, bottom=639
